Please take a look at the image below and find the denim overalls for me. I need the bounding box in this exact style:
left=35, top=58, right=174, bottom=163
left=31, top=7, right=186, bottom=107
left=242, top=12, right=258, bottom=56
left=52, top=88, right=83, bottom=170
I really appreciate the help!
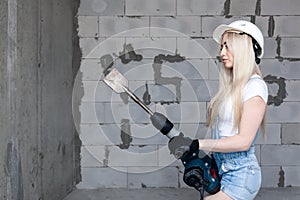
left=212, top=118, right=262, bottom=200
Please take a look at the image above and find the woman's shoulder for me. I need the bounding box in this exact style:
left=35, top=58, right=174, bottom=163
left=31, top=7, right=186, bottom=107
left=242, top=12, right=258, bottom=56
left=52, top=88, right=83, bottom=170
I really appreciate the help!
left=243, top=75, right=268, bottom=103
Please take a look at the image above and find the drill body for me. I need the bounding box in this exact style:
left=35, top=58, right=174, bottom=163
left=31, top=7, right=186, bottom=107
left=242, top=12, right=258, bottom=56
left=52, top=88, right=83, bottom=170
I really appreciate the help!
left=181, top=149, right=220, bottom=194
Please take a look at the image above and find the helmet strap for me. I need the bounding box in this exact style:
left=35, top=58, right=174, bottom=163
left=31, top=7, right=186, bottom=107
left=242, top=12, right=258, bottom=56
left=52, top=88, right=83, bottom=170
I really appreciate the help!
left=251, top=38, right=261, bottom=64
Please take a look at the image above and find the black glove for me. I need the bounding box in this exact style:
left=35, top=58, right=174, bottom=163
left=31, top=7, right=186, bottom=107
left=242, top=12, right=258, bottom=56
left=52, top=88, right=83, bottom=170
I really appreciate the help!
left=168, top=133, right=199, bottom=159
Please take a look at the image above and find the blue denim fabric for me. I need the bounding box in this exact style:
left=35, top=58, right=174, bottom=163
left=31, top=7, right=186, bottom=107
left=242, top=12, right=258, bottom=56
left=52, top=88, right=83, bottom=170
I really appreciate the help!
left=213, top=148, right=261, bottom=200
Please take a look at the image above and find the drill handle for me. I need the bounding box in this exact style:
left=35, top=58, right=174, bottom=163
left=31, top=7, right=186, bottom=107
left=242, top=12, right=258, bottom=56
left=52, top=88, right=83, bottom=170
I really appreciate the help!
left=150, top=112, right=181, bottom=139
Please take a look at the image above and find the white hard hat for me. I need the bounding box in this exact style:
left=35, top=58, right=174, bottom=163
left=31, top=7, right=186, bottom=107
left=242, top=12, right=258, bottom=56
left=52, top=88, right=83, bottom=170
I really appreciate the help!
left=213, top=20, right=264, bottom=58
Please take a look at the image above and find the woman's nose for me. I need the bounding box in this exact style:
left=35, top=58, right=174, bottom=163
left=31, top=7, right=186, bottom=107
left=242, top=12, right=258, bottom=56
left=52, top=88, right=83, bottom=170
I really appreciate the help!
left=220, top=47, right=226, bottom=56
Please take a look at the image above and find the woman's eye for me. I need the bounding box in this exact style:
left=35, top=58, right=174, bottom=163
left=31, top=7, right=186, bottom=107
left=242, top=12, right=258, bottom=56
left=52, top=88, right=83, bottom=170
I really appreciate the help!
left=220, top=44, right=229, bottom=51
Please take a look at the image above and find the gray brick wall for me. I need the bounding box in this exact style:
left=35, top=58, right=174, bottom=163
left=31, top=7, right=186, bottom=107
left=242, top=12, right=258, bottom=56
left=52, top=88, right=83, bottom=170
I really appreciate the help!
left=126, top=0, right=176, bottom=16
left=76, top=0, right=300, bottom=189
left=177, top=0, right=225, bottom=16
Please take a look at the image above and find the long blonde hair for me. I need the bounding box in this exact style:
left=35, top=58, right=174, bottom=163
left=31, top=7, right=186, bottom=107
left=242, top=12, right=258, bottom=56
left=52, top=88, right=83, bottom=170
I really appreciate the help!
left=207, top=31, right=265, bottom=131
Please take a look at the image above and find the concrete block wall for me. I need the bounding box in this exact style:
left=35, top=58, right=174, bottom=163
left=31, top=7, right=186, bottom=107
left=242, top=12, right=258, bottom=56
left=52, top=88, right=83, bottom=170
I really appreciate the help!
left=76, top=0, right=300, bottom=189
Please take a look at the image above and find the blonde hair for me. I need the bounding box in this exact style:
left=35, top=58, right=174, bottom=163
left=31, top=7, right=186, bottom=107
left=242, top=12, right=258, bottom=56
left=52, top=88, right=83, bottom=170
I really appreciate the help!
left=207, top=31, right=265, bottom=132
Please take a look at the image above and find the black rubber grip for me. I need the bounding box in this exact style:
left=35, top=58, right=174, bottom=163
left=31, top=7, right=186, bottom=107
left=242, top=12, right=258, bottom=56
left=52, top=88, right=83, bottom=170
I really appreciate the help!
left=150, top=112, right=174, bottom=135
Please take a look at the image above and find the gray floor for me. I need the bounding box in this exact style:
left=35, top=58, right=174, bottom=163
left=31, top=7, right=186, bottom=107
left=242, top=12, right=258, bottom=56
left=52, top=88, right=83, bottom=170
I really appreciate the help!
left=64, top=187, right=300, bottom=200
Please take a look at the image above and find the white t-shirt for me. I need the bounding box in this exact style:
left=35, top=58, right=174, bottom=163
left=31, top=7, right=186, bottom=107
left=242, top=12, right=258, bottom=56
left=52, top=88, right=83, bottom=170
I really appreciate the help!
left=218, top=75, right=268, bottom=137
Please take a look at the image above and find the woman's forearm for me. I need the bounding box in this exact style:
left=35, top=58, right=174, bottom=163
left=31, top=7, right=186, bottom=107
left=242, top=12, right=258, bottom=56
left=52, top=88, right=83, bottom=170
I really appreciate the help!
left=198, top=134, right=252, bottom=153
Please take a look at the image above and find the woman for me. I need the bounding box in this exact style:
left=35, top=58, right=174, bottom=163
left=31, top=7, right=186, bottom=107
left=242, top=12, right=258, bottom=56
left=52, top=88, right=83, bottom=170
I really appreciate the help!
left=167, top=20, right=268, bottom=200
left=198, top=20, right=268, bottom=200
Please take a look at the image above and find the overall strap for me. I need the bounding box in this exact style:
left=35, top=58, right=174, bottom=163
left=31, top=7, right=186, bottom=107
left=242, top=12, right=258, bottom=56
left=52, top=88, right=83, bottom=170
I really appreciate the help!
left=212, top=117, right=220, bottom=139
